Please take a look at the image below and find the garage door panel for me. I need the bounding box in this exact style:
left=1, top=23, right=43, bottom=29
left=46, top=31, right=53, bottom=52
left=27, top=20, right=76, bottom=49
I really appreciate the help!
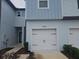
left=69, top=28, right=79, bottom=48
left=31, top=29, right=57, bottom=51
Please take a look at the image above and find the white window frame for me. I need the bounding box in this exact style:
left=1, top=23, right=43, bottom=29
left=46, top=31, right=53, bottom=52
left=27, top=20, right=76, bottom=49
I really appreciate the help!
left=38, top=0, right=49, bottom=9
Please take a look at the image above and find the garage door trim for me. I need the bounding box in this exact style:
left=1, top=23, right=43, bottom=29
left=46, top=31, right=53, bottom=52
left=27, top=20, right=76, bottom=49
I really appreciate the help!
left=30, top=28, right=59, bottom=52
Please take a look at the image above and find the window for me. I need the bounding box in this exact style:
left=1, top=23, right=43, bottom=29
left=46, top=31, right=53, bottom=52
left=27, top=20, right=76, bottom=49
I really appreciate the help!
left=38, top=0, right=49, bottom=8
left=17, top=12, right=21, bottom=16
left=22, top=11, right=25, bottom=17
left=77, top=0, right=79, bottom=8
left=16, top=11, right=25, bottom=17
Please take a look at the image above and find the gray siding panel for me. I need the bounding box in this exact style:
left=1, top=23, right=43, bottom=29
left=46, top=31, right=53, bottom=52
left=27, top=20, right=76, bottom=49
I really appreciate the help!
left=0, top=0, right=17, bottom=49
left=26, top=0, right=62, bottom=19
left=0, top=0, right=1, bottom=49
left=63, top=0, right=79, bottom=16
left=0, top=0, right=1, bottom=21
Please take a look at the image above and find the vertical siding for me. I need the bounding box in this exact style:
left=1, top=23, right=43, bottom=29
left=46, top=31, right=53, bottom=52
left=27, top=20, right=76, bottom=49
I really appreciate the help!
left=0, top=0, right=1, bottom=20
left=14, top=10, right=25, bottom=27
left=0, top=0, right=1, bottom=49
left=15, top=17, right=25, bottom=27
left=26, top=0, right=62, bottom=19
left=0, top=0, right=18, bottom=49
left=63, top=0, right=79, bottom=16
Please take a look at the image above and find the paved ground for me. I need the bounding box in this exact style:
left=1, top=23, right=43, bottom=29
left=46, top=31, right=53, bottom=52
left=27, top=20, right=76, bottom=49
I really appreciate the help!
left=17, top=54, right=29, bottom=59
left=2, top=44, right=68, bottom=59
left=2, top=44, right=22, bottom=59
left=5, top=44, right=22, bottom=54
left=18, top=52, right=68, bottom=59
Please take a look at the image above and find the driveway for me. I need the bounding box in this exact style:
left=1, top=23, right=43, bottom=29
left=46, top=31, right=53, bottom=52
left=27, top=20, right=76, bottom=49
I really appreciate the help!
left=18, top=52, right=68, bottom=59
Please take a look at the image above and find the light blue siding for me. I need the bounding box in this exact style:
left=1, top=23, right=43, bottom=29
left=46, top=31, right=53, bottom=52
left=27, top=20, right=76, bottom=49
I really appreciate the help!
left=15, top=10, right=25, bottom=27
left=0, top=0, right=18, bottom=49
left=63, top=0, right=79, bottom=16
left=0, top=0, right=1, bottom=49
left=26, top=0, right=62, bottom=19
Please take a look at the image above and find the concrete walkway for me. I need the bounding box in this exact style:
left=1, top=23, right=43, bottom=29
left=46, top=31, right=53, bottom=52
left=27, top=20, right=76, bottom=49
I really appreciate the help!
left=18, top=52, right=68, bottom=59
left=17, top=54, right=29, bottom=59
left=5, top=44, right=22, bottom=54
left=2, top=44, right=23, bottom=59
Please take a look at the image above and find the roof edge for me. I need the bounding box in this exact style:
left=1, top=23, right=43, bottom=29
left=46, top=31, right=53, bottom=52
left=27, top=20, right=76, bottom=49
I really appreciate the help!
left=6, top=0, right=25, bottom=10
left=63, top=16, right=79, bottom=20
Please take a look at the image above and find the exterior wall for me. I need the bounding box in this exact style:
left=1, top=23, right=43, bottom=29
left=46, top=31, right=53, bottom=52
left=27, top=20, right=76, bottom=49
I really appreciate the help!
left=15, top=17, right=25, bottom=27
left=16, top=10, right=25, bottom=18
left=0, top=0, right=18, bottom=49
left=25, top=0, right=79, bottom=17
left=0, top=0, right=1, bottom=21
left=0, top=0, right=1, bottom=49
left=25, top=0, right=79, bottom=51
left=63, top=0, right=79, bottom=16
left=14, top=10, right=25, bottom=27
left=26, top=20, right=79, bottom=51
left=25, top=0, right=62, bottom=19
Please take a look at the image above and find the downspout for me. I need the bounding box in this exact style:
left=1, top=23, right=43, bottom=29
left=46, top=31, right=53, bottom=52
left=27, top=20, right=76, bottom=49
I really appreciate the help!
left=24, top=0, right=27, bottom=43
left=24, top=20, right=26, bottom=42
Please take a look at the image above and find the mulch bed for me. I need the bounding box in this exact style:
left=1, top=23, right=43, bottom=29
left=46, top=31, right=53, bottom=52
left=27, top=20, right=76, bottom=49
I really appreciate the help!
left=61, top=51, right=75, bottom=59
left=0, top=48, right=13, bottom=58
left=15, top=48, right=30, bottom=54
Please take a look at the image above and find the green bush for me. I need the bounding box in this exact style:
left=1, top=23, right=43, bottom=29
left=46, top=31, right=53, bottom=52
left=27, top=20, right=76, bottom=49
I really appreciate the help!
left=63, top=44, right=72, bottom=55
left=24, top=42, right=28, bottom=51
left=63, top=44, right=79, bottom=59
left=72, top=47, right=79, bottom=59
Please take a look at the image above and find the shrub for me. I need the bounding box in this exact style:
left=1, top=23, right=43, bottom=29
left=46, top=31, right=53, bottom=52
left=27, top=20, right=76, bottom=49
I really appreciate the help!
left=72, top=47, right=79, bottom=59
left=63, top=44, right=72, bottom=55
left=24, top=42, right=28, bottom=51
left=63, top=44, right=79, bottom=59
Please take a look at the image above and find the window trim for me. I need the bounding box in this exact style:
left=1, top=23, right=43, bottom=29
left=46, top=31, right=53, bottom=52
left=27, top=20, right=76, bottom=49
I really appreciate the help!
left=38, top=0, right=49, bottom=9
left=17, top=11, right=21, bottom=16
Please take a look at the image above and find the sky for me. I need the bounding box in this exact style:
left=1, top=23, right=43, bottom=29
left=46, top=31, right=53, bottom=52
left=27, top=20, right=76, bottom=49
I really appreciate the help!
left=10, top=0, right=25, bottom=8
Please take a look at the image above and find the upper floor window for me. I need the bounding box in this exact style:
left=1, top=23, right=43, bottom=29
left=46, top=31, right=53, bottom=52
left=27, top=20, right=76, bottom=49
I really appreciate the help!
left=77, top=0, right=79, bottom=8
left=38, top=0, right=49, bottom=9
left=17, top=12, right=21, bottom=16
left=16, top=11, right=25, bottom=17
left=22, top=11, right=25, bottom=17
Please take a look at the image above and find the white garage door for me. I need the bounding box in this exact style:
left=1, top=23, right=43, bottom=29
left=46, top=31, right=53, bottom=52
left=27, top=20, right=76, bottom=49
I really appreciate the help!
left=69, top=28, right=79, bottom=48
left=31, top=29, right=57, bottom=52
